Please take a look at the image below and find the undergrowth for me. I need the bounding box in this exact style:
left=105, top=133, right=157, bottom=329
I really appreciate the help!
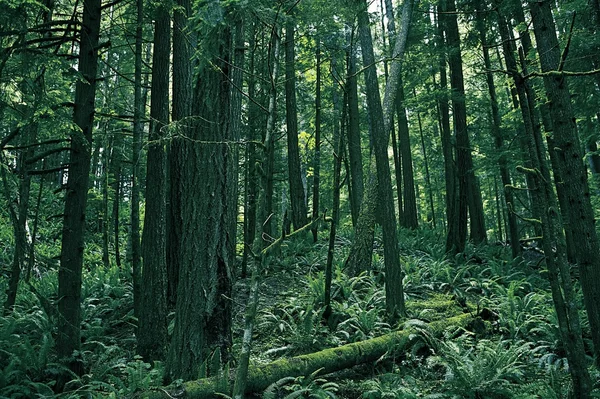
left=1, top=226, right=598, bottom=398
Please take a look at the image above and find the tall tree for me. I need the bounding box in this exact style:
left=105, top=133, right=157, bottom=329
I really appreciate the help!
left=131, top=0, right=144, bottom=322
left=442, top=0, right=486, bottom=251
left=285, top=12, right=309, bottom=230
left=57, top=0, right=102, bottom=376
left=345, top=28, right=365, bottom=227
left=165, top=2, right=239, bottom=381
left=351, top=0, right=415, bottom=321
left=529, top=0, right=600, bottom=364
left=476, top=4, right=520, bottom=257
left=138, top=2, right=170, bottom=362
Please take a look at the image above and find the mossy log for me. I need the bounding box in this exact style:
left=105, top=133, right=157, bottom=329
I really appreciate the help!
left=141, top=313, right=472, bottom=398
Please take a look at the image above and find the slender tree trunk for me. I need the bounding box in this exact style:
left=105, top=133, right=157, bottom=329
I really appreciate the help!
left=435, top=2, right=457, bottom=251
left=496, top=8, right=592, bottom=396
left=476, top=5, right=520, bottom=257
left=285, top=14, right=308, bottom=230
left=443, top=0, right=486, bottom=251
left=311, top=37, right=321, bottom=242
left=112, top=145, right=122, bottom=268
left=345, top=29, right=364, bottom=227
left=241, top=23, right=259, bottom=278
left=256, top=30, right=281, bottom=248
left=530, top=0, right=600, bottom=365
left=355, top=0, right=414, bottom=321
left=131, top=0, right=143, bottom=321
left=396, top=75, right=417, bottom=229
left=57, top=0, right=101, bottom=378
left=416, top=101, right=436, bottom=228
left=137, top=3, right=170, bottom=362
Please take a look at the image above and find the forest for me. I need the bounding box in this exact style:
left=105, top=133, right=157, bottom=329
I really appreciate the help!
left=1, top=0, right=600, bottom=397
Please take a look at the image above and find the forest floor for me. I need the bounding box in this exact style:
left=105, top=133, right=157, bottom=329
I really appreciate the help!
left=1, top=226, right=598, bottom=398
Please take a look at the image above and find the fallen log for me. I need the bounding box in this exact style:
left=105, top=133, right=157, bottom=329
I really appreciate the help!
left=140, top=313, right=473, bottom=398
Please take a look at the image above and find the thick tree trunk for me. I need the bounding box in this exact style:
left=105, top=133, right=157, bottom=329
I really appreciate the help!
left=530, top=0, right=600, bottom=366
left=167, top=0, right=194, bottom=309
left=137, top=3, right=170, bottom=362
left=285, top=15, right=308, bottom=230
left=57, top=0, right=101, bottom=377
left=165, top=10, right=238, bottom=381
left=142, top=314, right=473, bottom=399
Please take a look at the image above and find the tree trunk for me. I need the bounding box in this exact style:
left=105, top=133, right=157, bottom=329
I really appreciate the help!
left=256, top=30, right=281, bottom=249
left=137, top=2, right=170, bottom=362
left=167, top=0, right=194, bottom=309
left=443, top=0, right=486, bottom=251
left=165, top=8, right=237, bottom=382
left=131, top=0, right=143, bottom=322
left=311, top=36, right=322, bottom=242
left=285, top=14, right=308, bottom=230
left=396, top=75, right=418, bottom=229
left=241, top=23, right=259, bottom=278
left=57, top=0, right=101, bottom=378
left=496, top=7, right=592, bottom=396
left=435, top=2, right=457, bottom=250
left=476, top=4, right=520, bottom=257
left=345, top=30, right=364, bottom=227
left=530, top=0, right=600, bottom=366
left=355, top=0, right=413, bottom=321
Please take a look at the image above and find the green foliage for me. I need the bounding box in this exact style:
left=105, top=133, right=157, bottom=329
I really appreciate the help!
left=262, top=368, right=338, bottom=399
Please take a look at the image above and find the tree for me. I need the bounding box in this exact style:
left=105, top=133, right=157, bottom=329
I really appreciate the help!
left=441, top=0, right=486, bottom=252
left=57, top=0, right=102, bottom=377
left=285, top=11, right=309, bottom=230
left=529, top=0, right=600, bottom=365
left=137, top=2, right=170, bottom=362
left=165, top=1, right=239, bottom=381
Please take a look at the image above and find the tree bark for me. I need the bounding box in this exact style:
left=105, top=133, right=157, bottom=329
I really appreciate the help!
left=285, top=14, right=308, bottom=230
left=443, top=0, right=486, bottom=251
left=345, top=29, right=364, bottom=227
left=476, top=4, right=520, bottom=257
left=165, top=5, right=237, bottom=381
left=311, top=36, right=322, bottom=242
left=57, top=0, right=101, bottom=378
left=529, top=0, right=600, bottom=366
left=131, top=0, right=143, bottom=322
left=138, top=2, right=170, bottom=362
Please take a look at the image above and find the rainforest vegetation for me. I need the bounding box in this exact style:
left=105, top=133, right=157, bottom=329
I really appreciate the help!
left=2, top=0, right=600, bottom=397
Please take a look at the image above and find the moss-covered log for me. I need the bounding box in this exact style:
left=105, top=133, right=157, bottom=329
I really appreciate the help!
left=141, top=313, right=472, bottom=398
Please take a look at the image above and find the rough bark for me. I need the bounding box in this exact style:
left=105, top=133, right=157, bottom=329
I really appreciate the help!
left=529, top=0, right=600, bottom=366
left=355, top=0, right=407, bottom=321
left=285, top=14, right=308, bottom=230
left=443, top=0, right=486, bottom=251
left=345, top=29, right=364, bottom=227
left=496, top=7, right=592, bottom=396
left=311, top=37, right=322, bottom=242
left=57, top=0, right=101, bottom=377
left=476, top=5, right=520, bottom=257
left=167, top=0, right=194, bottom=309
left=131, top=0, right=143, bottom=321
left=165, top=6, right=237, bottom=381
left=138, top=3, right=170, bottom=362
